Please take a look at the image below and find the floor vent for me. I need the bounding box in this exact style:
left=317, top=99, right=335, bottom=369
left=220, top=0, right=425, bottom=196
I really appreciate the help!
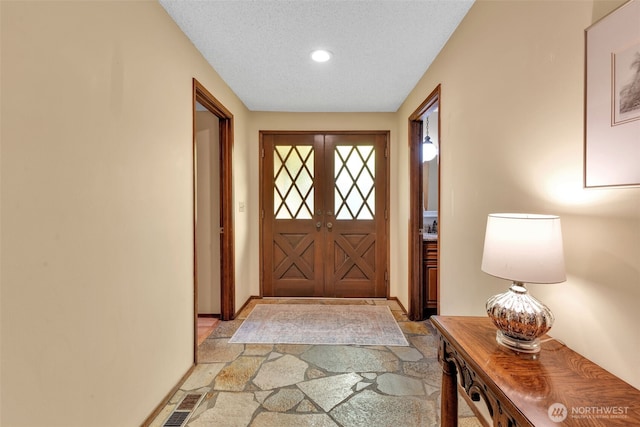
left=163, top=393, right=205, bottom=427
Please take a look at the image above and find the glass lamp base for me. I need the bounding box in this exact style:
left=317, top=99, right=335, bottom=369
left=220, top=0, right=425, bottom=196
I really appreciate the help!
left=486, top=281, right=554, bottom=354
left=495, top=330, right=541, bottom=353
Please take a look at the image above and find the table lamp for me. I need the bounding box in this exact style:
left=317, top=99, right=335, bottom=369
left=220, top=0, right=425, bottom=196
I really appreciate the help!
left=481, top=213, right=566, bottom=353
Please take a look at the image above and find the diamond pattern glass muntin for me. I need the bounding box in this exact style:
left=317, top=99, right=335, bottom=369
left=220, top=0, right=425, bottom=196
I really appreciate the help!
left=274, top=145, right=314, bottom=219
left=335, top=145, right=375, bottom=220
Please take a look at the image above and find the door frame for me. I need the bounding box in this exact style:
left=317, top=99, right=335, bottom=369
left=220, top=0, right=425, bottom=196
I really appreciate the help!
left=259, top=130, right=390, bottom=298
left=408, top=85, right=441, bottom=321
left=192, top=79, right=235, bottom=363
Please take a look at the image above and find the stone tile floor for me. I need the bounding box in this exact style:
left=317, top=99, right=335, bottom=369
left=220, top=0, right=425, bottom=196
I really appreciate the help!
left=150, top=299, right=482, bottom=427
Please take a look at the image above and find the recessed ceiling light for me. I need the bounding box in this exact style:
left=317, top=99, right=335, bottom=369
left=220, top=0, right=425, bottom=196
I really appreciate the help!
left=311, top=49, right=332, bottom=63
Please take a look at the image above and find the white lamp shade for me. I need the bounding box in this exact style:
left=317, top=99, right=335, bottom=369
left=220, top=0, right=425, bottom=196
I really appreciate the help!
left=422, top=142, right=437, bottom=162
left=481, top=213, right=566, bottom=284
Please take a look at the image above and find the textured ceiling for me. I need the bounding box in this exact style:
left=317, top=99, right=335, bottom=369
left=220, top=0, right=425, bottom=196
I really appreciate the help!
left=160, top=0, right=474, bottom=112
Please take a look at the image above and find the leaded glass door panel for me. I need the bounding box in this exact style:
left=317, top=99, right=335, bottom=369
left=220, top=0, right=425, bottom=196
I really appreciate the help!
left=324, top=134, right=387, bottom=297
left=261, top=132, right=388, bottom=298
left=262, top=133, right=325, bottom=296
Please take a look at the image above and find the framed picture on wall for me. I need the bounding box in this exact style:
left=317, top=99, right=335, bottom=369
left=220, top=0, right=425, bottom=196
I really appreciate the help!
left=584, top=0, right=640, bottom=188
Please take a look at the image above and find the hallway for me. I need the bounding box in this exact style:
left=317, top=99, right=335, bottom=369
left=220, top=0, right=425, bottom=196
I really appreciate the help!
left=149, top=299, right=481, bottom=427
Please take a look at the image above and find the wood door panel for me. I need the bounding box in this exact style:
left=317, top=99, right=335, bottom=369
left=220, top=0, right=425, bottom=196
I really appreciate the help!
left=273, top=233, right=316, bottom=279
left=262, top=133, right=323, bottom=296
left=325, top=133, right=387, bottom=298
left=332, top=233, right=375, bottom=280
left=262, top=131, right=388, bottom=298
left=329, top=232, right=377, bottom=297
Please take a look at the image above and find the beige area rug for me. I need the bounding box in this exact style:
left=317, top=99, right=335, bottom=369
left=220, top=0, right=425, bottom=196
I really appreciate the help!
left=228, top=304, right=409, bottom=346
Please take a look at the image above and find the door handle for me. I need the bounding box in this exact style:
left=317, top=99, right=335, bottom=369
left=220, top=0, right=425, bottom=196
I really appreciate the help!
left=326, top=222, right=333, bottom=229
left=316, top=221, right=322, bottom=229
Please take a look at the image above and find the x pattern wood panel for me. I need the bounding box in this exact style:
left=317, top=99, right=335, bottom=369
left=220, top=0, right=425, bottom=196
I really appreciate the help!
left=273, top=233, right=316, bottom=280
left=333, top=233, right=375, bottom=280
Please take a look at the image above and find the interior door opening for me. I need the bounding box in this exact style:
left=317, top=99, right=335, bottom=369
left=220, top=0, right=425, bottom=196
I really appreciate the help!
left=192, top=79, right=235, bottom=363
left=195, top=106, right=221, bottom=316
left=408, top=85, right=441, bottom=321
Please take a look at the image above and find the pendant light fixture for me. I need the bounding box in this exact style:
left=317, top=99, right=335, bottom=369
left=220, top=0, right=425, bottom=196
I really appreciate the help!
left=423, top=116, right=438, bottom=162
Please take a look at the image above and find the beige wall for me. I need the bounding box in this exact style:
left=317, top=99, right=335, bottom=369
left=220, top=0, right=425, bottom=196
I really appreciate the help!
left=0, top=1, right=250, bottom=425
left=398, top=0, right=639, bottom=389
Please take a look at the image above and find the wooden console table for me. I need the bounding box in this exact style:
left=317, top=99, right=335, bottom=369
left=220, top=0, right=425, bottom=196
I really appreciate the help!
left=431, top=316, right=640, bottom=426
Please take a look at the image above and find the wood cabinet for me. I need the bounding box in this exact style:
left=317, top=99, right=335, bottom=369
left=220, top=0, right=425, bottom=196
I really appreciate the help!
left=422, top=239, right=438, bottom=316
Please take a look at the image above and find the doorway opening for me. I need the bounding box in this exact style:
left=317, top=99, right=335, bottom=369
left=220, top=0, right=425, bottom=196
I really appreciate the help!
left=192, top=79, right=235, bottom=363
left=408, top=85, right=440, bottom=321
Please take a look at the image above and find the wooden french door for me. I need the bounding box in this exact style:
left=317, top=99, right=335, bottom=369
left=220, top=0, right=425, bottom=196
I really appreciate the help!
left=261, top=131, right=389, bottom=298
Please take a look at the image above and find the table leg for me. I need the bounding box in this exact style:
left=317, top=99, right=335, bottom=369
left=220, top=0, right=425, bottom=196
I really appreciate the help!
left=441, top=359, right=458, bottom=427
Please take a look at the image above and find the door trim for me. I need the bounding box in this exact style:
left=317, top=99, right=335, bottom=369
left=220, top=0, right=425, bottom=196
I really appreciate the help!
left=408, top=85, right=440, bottom=321
left=192, top=79, right=235, bottom=364
left=259, top=130, right=390, bottom=298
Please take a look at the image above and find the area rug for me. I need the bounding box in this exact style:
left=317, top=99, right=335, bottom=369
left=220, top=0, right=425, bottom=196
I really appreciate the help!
left=228, top=304, right=409, bottom=346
